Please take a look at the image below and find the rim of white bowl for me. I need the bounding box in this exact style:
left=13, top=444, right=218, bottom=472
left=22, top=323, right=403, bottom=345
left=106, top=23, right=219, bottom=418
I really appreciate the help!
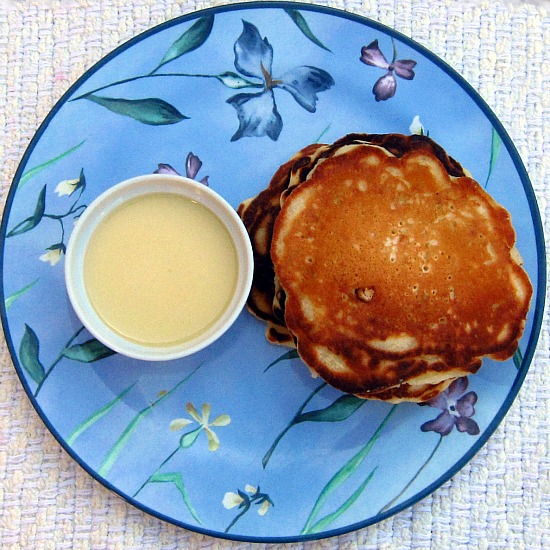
left=65, top=174, right=254, bottom=361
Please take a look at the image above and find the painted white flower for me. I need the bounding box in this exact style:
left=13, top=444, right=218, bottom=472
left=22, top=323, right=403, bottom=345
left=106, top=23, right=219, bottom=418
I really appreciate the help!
left=409, top=115, right=426, bottom=136
left=222, top=483, right=274, bottom=533
left=222, top=484, right=272, bottom=514
left=170, top=402, right=231, bottom=451
left=55, top=177, right=81, bottom=197
left=39, top=244, right=65, bottom=266
left=222, top=491, right=244, bottom=510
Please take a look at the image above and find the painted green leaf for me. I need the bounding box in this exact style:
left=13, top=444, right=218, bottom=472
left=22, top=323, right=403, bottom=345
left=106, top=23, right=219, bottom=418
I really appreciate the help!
left=307, top=467, right=378, bottom=534
left=315, top=123, right=332, bottom=143
left=513, top=347, right=523, bottom=370
left=7, top=185, right=46, bottom=237
left=215, top=71, right=263, bottom=89
left=63, top=338, right=116, bottom=362
left=485, top=127, right=502, bottom=188
left=5, top=279, right=39, bottom=309
left=264, top=349, right=299, bottom=372
left=156, top=15, right=215, bottom=70
left=74, top=167, right=87, bottom=193
left=99, top=409, right=148, bottom=477
left=86, top=95, right=188, bottom=125
left=19, top=141, right=85, bottom=188
left=19, top=324, right=45, bottom=384
left=150, top=471, right=202, bottom=524
left=391, top=37, right=399, bottom=64
left=285, top=9, right=331, bottom=52
left=66, top=383, right=135, bottom=446
left=296, top=394, right=366, bottom=424
left=179, top=427, right=201, bottom=449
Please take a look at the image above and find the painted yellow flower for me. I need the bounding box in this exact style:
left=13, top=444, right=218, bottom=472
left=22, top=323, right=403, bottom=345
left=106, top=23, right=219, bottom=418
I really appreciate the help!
left=170, top=402, right=230, bottom=451
left=244, top=483, right=257, bottom=494
left=244, top=485, right=272, bottom=515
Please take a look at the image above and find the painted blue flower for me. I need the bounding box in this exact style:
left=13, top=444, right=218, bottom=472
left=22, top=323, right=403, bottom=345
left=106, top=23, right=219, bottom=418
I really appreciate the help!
left=360, top=39, right=416, bottom=101
left=154, top=152, right=209, bottom=185
left=226, top=21, right=335, bottom=141
left=421, top=377, right=480, bottom=436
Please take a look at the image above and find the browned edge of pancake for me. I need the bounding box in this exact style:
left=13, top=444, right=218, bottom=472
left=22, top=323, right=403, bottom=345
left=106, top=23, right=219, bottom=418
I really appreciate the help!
left=237, top=144, right=327, bottom=344
left=237, top=144, right=323, bottom=318
left=356, top=378, right=456, bottom=403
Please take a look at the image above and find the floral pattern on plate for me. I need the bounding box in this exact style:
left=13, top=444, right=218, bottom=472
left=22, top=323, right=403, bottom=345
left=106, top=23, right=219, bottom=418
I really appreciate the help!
left=0, top=3, right=544, bottom=543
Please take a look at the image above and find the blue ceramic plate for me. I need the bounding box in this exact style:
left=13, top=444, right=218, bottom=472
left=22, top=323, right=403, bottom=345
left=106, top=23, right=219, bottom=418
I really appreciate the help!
left=1, top=2, right=545, bottom=542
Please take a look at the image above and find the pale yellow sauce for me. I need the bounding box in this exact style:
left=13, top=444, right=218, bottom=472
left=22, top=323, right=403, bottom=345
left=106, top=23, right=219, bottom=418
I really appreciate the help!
left=84, top=193, right=238, bottom=346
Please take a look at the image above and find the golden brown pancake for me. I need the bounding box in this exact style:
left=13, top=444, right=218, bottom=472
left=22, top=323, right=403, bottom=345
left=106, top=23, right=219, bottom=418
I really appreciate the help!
left=269, top=134, right=468, bottom=350
left=271, top=140, right=532, bottom=398
left=241, top=134, right=465, bottom=338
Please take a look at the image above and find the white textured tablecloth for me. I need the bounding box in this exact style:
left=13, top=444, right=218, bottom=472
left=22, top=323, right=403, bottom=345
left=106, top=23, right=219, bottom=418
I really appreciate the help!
left=0, top=0, right=548, bottom=548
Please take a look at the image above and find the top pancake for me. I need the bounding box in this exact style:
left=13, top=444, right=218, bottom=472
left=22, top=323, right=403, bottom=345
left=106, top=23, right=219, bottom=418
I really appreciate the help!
left=238, top=133, right=468, bottom=347
left=271, top=141, right=532, bottom=396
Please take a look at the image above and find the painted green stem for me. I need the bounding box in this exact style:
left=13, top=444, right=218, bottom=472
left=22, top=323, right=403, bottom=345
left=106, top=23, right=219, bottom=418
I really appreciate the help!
left=44, top=202, right=86, bottom=245
left=44, top=204, right=86, bottom=222
left=132, top=444, right=181, bottom=498
left=315, top=123, right=331, bottom=143
left=69, top=72, right=261, bottom=102
left=34, top=326, right=85, bottom=397
left=262, top=382, right=327, bottom=468
left=131, top=427, right=202, bottom=524
left=301, top=404, right=397, bottom=534
left=224, top=501, right=251, bottom=534
left=391, top=37, right=398, bottom=64
left=378, top=434, right=443, bottom=515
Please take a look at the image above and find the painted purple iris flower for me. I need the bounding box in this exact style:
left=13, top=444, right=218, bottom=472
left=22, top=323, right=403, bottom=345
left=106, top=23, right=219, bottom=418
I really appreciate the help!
left=421, top=377, right=480, bottom=436
left=360, top=39, right=416, bottom=101
left=226, top=21, right=334, bottom=141
left=154, top=152, right=209, bottom=185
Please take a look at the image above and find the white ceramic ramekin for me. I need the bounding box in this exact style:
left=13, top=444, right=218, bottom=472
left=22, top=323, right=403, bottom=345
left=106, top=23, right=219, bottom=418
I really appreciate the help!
left=65, top=174, right=253, bottom=361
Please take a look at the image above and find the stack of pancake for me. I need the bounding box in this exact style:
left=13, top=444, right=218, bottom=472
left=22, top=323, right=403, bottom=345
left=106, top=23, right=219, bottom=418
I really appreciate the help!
left=238, top=134, right=532, bottom=403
